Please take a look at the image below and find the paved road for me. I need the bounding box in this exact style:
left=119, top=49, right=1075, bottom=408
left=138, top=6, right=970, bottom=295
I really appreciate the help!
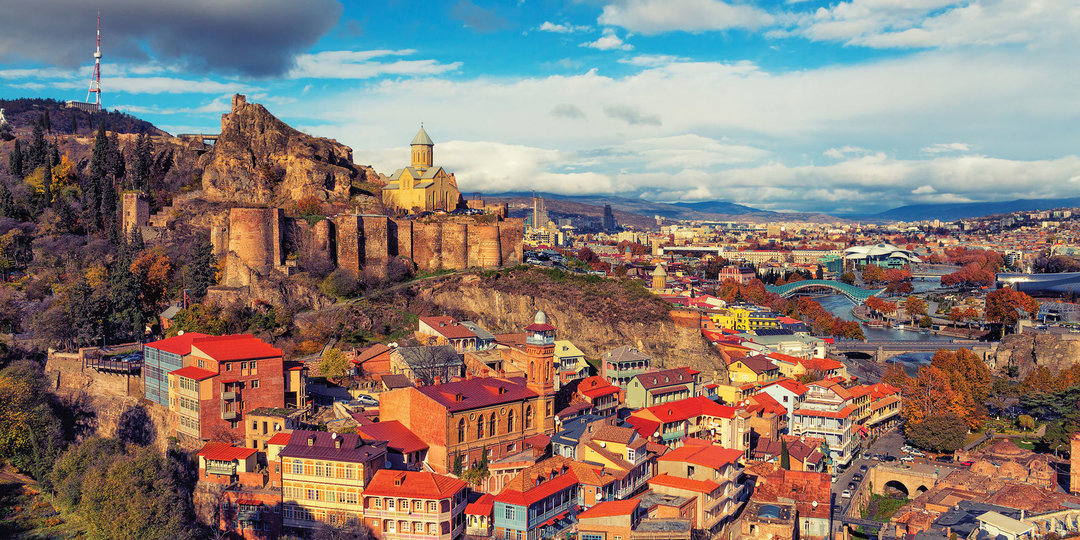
left=831, top=429, right=907, bottom=534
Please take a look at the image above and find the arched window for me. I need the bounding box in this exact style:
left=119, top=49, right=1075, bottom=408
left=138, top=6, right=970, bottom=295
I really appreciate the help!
left=529, top=362, right=535, bottom=381
left=525, top=405, right=533, bottom=430
left=457, top=418, right=466, bottom=443
left=507, top=410, right=515, bottom=432
left=489, top=415, right=497, bottom=437
left=477, top=414, right=484, bottom=439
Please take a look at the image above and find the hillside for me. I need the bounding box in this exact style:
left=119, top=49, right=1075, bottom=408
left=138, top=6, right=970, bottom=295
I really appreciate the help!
left=872, top=197, right=1080, bottom=222
left=0, top=98, right=165, bottom=137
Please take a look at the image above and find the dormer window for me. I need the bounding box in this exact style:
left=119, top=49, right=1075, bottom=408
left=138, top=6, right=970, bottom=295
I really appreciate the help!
left=308, top=436, right=315, bottom=446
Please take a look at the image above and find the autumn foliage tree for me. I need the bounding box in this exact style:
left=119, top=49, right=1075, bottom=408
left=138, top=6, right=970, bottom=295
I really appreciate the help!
left=931, top=348, right=991, bottom=429
left=984, top=287, right=1038, bottom=328
left=904, top=296, right=927, bottom=322
left=130, top=247, right=173, bottom=315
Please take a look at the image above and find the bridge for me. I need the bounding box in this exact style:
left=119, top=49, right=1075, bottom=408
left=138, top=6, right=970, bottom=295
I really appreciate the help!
left=176, top=133, right=219, bottom=144
left=765, top=280, right=886, bottom=302
left=829, top=339, right=996, bottom=362
left=869, top=463, right=942, bottom=498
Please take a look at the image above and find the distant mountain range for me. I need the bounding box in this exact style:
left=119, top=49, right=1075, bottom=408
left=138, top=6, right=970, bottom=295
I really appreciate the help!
left=868, top=197, right=1080, bottom=221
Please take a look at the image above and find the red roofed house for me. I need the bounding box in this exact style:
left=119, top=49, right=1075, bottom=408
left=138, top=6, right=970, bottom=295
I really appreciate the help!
left=380, top=312, right=558, bottom=477
left=352, top=343, right=393, bottom=380
left=627, top=396, right=748, bottom=451
left=759, top=377, right=810, bottom=427
left=144, top=332, right=208, bottom=407
left=465, top=493, right=495, bottom=538
left=626, top=367, right=700, bottom=409
left=356, top=420, right=429, bottom=471
left=197, top=442, right=281, bottom=539
left=862, top=382, right=902, bottom=436
left=648, top=438, right=749, bottom=537
left=571, top=375, right=620, bottom=418
left=737, top=465, right=831, bottom=539
left=166, top=334, right=295, bottom=446
left=576, top=498, right=692, bottom=540
left=791, top=381, right=859, bottom=469
left=418, top=316, right=479, bottom=352
left=361, top=470, right=468, bottom=540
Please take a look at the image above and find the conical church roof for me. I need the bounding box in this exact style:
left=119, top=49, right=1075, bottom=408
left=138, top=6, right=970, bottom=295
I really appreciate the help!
left=411, top=126, right=434, bottom=146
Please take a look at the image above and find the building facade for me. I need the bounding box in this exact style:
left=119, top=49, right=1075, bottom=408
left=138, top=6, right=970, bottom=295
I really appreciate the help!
left=382, top=127, right=463, bottom=213
left=361, top=470, right=468, bottom=540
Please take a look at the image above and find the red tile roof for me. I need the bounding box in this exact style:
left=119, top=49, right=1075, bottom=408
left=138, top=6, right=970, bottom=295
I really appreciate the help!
left=191, top=334, right=282, bottom=361
left=762, top=377, right=809, bottom=396
left=418, top=376, right=538, bottom=412
left=465, top=493, right=494, bottom=516
left=797, top=356, right=844, bottom=372
left=658, top=443, right=743, bottom=469
left=793, top=405, right=855, bottom=419
left=353, top=343, right=391, bottom=364
left=576, top=499, right=640, bottom=520
left=735, top=354, right=779, bottom=374
left=198, top=442, right=258, bottom=461
left=357, top=420, right=428, bottom=454
left=633, top=396, right=736, bottom=425
left=170, top=365, right=218, bottom=380
left=266, top=433, right=292, bottom=446
left=496, top=468, right=579, bottom=506
left=363, top=470, right=466, bottom=499
left=145, top=332, right=210, bottom=355
left=634, top=367, right=700, bottom=390
left=625, top=416, right=661, bottom=439
left=420, top=316, right=478, bottom=340
left=648, top=473, right=721, bottom=494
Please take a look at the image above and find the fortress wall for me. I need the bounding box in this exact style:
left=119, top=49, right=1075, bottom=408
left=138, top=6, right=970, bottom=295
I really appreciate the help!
left=412, top=222, right=443, bottom=272
left=390, top=219, right=413, bottom=260
left=499, top=219, right=525, bottom=266
left=313, top=219, right=335, bottom=267
left=210, top=213, right=230, bottom=261
left=335, top=214, right=362, bottom=278
left=226, top=208, right=282, bottom=284
left=442, top=222, right=469, bottom=270
left=468, top=225, right=502, bottom=268
left=360, top=215, right=389, bottom=267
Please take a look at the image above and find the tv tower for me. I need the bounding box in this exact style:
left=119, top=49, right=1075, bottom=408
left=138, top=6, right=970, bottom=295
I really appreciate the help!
left=85, top=12, right=102, bottom=108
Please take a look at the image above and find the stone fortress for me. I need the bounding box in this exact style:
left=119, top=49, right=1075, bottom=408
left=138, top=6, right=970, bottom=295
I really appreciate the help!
left=121, top=94, right=522, bottom=303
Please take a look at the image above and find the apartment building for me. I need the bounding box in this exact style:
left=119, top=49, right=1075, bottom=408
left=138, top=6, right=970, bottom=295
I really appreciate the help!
left=279, top=430, right=387, bottom=533
left=626, top=367, right=700, bottom=409
left=600, top=345, right=651, bottom=390
left=790, top=382, right=858, bottom=468
left=649, top=439, right=748, bottom=537
left=361, top=470, right=468, bottom=540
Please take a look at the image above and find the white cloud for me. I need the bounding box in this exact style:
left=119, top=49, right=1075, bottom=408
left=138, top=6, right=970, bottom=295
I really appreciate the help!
left=538, top=21, right=590, bottom=33
left=824, top=146, right=875, bottom=159
left=581, top=28, right=633, bottom=50
left=921, top=142, right=972, bottom=154
left=783, top=0, right=1079, bottom=49
left=912, top=185, right=936, bottom=194
left=288, top=50, right=461, bottom=79
left=44, top=76, right=249, bottom=95
left=618, top=54, right=689, bottom=66
left=599, top=0, right=775, bottom=35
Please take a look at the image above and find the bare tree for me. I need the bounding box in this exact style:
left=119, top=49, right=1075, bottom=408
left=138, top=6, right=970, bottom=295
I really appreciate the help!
left=396, top=345, right=463, bottom=386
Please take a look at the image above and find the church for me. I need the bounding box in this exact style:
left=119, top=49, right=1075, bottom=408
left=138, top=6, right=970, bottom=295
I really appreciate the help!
left=381, top=126, right=463, bottom=213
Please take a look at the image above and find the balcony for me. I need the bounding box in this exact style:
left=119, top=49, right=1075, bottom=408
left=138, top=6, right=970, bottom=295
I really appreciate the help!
left=237, top=507, right=260, bottom=521
left=223, top=411, right=238, bottom=421
left=222, top=391, right=238, bottom=401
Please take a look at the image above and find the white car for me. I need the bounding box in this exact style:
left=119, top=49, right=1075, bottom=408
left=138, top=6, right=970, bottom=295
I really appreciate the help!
left=909, top=449, right=926, bottom=457
left=900, top=455, right=915, bottom=463
left=841, top=490, right=852, bottom=498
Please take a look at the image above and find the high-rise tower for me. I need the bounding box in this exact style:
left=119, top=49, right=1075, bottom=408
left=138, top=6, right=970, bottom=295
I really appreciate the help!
left=85, top=13, right=102, bottom=108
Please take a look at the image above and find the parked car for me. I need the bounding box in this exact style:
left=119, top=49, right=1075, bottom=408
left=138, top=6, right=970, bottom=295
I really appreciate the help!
left=852, top=473, right=863, bottom=482
left=961, top=460, right=974, bottom=467
left=848, top=482, right=857, bottom=491
left=935, top=455, right=953, bottom=463
left=900, top=455, right=915, bottom=463
left=884, top=455, right=898, bottom=462
left=859, top=464, right=869, bottom=472
left=841, top=490, right=852, bottom=499
left=862, top=452, right=871, bottom=460
left=909, top=449, right=926, bottom=457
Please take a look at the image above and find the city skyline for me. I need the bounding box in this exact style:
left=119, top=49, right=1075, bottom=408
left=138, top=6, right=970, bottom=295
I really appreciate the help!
left=0, top=0, right=1077, bottom=214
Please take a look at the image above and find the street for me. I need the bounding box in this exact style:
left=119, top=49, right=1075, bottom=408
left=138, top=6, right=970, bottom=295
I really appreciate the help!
left=830, top=429, right=907, bottom=535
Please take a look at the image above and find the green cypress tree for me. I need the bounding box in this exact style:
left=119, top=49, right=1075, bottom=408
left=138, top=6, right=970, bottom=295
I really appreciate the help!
left=187, top=235, right=218, bottom=300
left=27, top=121, right=46, bottom=171
left=8, top=139, right=23, bottom=178
left=780, top=438, right=790, bottom=470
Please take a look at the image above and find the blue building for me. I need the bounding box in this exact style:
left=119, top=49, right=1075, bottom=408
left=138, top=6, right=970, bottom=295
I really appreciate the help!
left=493, top=456, right=614, bottom=540
left=142, top=332, right=207, bottom=406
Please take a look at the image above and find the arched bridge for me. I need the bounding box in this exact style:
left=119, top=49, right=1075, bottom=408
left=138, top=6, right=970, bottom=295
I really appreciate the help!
left=765, top=280, right=886, bottom=302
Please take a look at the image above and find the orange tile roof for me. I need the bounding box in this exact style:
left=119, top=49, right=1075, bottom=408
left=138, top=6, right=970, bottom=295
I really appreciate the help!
left=198, top=442, right=258, bottom=461
left=632, top=396, right=736, bottom=425
left=420, top=316, right=478, bottom=339
left=797, top=357, right=844, bottom=372
left=763, top=377, right=809, bottom=396
left=658, top=443, right=743, bottom=469
left=648, top=473, right=721, bottom=494
left=145, top=332, right=210, bottom=355
left=793, top=405, right=855, bottom=419
left=363, top=470, right=466, bottom=499
left=357, top=420, right=428, bottom=454
left=465, top=493, right=494, bottom=516
left=576, top=499, right=640, bottom=520
left=266, top=433, right=292, bottom=446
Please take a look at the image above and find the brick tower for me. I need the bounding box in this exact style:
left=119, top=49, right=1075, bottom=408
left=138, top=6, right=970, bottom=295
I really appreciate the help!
left=524, top=310, right=556, bottom=433
left=1071, top=432, right=1080, bottom=494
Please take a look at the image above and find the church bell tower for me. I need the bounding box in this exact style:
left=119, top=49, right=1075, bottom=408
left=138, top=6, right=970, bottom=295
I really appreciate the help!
left=410, top=125, right=434, bottom=171
left=524, top=311, right=556, bottom=433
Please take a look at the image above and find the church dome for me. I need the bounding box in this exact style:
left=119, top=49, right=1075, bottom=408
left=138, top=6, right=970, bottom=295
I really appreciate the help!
left=534, top=311, right=547, bottom=325
left=411, top=126, right=434, bottom=146
left=651, top=265, right=667, bottom=276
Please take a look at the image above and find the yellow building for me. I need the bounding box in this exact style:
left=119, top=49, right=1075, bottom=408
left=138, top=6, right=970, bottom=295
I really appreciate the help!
left=280, top=430, right=387, bottom=531
left=382, top=127, right=463, bottom=212
left=726, top=355, right=780, bottom=386
left=708, top=307, right=781, bottom=332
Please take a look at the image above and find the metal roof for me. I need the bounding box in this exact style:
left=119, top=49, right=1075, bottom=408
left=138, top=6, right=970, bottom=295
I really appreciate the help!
left=411, top=126, right=434, bottom=145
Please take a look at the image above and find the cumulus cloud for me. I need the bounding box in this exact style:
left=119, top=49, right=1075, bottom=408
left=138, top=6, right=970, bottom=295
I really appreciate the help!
left=0, top=0, right=341, bottom=76
left=549, top=104, right=586, bottom=119
left=288, top=50, right=461, bottom=79
left=599, top=0, right=775, bottom=35
left=581, top=28, right=634, bottom=50
left=921, top=142, right=973, bottom=154
left=618, top=54, right=689, bottom=66
left=604, top=105, right=661, bottom=126
left=824, top=146, right=874, bottom=159
left=538, top=21, right=590, bottom=33
left=450, top=0, right=510, bottom=33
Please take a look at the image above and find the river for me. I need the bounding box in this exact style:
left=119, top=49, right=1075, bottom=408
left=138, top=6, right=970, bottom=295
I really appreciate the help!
left=816, top=277, right=950, bottom=372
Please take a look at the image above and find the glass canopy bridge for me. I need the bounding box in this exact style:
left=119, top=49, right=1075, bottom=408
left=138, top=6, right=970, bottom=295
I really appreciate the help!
left=764, top=280, right=886, bottom=303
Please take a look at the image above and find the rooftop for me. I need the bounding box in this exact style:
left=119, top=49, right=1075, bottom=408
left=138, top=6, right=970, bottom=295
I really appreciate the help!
left=145, top=332, right=210, bottom=355
left=417, top=376, right=538, bottom=412
left=357, top=420, right=428, bottom=454
left=191, top=334, right=283, bottom=361
left=279, top=430, right=388, bottom=464
left=198, top=442, right=258, bottom=462
left=364, top=470, right=466, bottom=500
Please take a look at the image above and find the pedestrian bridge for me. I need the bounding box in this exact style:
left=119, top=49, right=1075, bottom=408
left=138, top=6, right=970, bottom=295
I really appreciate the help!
left=765, top=280, right=886, bottom=302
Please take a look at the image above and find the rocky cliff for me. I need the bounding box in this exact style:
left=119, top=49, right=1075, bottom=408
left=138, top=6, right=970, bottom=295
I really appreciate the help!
left=408, top=271, right=727, bottom=376
left=991, top=330, right=1080, bottom=377
left=200, top=94, right=367, bottom=205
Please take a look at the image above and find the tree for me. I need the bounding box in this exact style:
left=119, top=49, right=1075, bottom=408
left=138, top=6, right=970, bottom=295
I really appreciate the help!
left=901, top=365, right=963, bottom=427
left=130, top=247, right=173, bottom=316
left=984, top=287, right=1039, bottom=328
left=321, top=269, right=359, bottom=299
left=906, top=413, right=968, bottom=453
left=577, top=246, right=599, bottom=265
left=931, top=348, right=991, bottom=429
left=187, top=235, right=218, bottom=300
left=881, top=363, right=909, bottom=389
left=8, top=138, right=23, bottom=178
left=862, top=264, right=886, bottom=284
left=312, top=521, right=376, bottom=540
left=0, top=362, right=66, bottom=481
left=839, top=271, right=855, bottom=285
left=904, top=297, right=927, bottom=322
left=780, top=438, right=790, bottom=470
left=319, top=348, right=351, bottom=379
left=166, top=304, right=229, bottom=337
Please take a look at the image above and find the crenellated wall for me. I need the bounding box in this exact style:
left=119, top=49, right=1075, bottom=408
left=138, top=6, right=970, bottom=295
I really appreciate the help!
left=217, top=208, right=523, bottom=288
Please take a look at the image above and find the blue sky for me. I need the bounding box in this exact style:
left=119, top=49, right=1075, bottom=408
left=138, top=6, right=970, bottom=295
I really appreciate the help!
left=1, top=0, right=1078, bottom=214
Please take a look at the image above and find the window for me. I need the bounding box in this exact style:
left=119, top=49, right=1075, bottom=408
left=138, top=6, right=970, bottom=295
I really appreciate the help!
left=225, top=363, right=232, bottom=371
left=388, top=521, right=396, bottom=532
left=507, top=410, right=515, bottom=432
left=252, top=379, right=259, bottom=389
left=374, top=498, right=382, bottom=509
left=428, top=501, right=438, bottom=513
left=458, top=418, right=466, bottom=443
left=477, top=415, right=485, bottom=439
left=525, top=406, right=533, bottom=430
left=388, top=499, right=396, bottom=510
left=504, top=507, right=514, bottom=520
left=291, top=460, right=303, bottom=475
left=414, top=500, right=423, bottom=511
left=489, top=415, right=497, bottom=437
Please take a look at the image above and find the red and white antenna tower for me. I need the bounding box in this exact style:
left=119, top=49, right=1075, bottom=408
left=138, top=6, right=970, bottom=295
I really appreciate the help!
left=85, top=12, right=102, bottom=107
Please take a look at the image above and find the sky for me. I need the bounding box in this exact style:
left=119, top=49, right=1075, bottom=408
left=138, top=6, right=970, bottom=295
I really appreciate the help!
left=0, top=0, right=1078, bottom=215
